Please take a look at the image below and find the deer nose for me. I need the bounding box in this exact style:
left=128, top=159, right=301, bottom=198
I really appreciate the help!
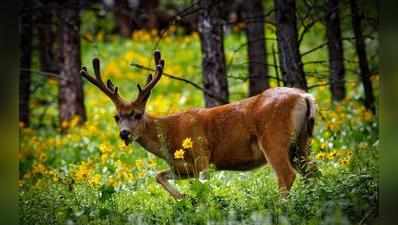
left=119, top=130, right=130, bottom=140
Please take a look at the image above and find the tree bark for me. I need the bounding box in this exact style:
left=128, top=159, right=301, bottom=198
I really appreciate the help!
left=36, top=1, right=59, bottom=73
left=198, top=0, right=229, bottom=107
left=274, top=0, right=307, bottom=90
left=242, top=0, right=269, bottom=96
left=58, top=0, right=86, bottom=128
left=113, top=0, right=132, bottom=37
left=19, top=0, right=33, bottom=127
left=349, top=0, right=375, bottom=113
left=326, top=0, right=346, bottom=101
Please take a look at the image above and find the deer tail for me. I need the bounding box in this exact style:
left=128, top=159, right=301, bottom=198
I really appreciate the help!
left=303, top=93, right=316, bottom=137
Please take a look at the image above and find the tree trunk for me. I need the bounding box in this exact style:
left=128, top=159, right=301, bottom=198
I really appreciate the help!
left=113, top=0, right=132, bottom=37
left=36, top=1, right=59, bottom=73
left=58, top=0, right=86, bottom=128
left=19, top=0, right=33, bottom=127
left=274, top=0, right=307, bottom=90
left=242, top=0, right=269, bottom=96
left=198, top=0, right=229, bottom=107
left=349, top=0, right=375, bottom=113
left=326, top=0, right=346, bottom=101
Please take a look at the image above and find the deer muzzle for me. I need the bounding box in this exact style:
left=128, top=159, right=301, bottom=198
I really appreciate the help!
left=120, top=129, right=131, bottom=145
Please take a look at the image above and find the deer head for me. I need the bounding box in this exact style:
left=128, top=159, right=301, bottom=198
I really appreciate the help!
left=81, top=50, right=165, bottom=145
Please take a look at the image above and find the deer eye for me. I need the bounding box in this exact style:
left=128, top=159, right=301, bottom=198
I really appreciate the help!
left=128, top=111, right=135, bottom=117
left=114, top=115, right=120, bottom=122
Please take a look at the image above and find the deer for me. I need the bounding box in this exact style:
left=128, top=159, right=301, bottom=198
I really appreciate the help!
left=80, top=50, right=319, bottom=199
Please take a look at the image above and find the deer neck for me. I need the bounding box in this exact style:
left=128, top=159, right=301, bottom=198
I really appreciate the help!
left=136, top=114, right=169, bottom=161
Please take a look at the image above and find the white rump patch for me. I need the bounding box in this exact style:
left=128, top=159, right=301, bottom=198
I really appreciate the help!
left=290, top=93, right=317, bottom=143
left=290, top=97, right=307, bottom=143
left=301, top=93, right=316, bottom=119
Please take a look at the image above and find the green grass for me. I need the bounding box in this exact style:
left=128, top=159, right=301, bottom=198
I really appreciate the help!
left=20, top=31, right=378, bottom=225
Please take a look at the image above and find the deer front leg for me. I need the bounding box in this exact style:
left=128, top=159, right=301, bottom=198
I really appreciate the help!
left=155, top=170, right=185, bottom=200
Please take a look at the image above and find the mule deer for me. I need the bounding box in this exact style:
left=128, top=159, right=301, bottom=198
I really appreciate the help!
left=80, top=50, right=318, bottom=199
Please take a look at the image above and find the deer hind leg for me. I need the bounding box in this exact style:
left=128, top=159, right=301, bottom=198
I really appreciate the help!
left=156, top=170, right=185, bottom=200
left=259, top=136, right=296, bottom=196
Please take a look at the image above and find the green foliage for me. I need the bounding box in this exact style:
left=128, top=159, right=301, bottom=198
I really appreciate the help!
left=80, top=6, right=116, bottom=39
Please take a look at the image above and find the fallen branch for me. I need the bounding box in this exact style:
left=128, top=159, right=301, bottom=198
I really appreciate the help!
left=20, top=68, right=62, bottom=80
left=308, top=79, right=358, bottom=89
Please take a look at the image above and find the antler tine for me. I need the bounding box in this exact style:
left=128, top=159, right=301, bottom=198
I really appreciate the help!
left=154, top=50, right=161, bottom=65
left=80, top=58, right=124, bottom=106
left=135, top=51, right=165, bottom=103
left=146, top=74, right=153, bottom=83
left=93, top=58, right=102, bottom=81
left=137, top=73, right=153, bottom=91
left=144, top=51, right=164, bottom=90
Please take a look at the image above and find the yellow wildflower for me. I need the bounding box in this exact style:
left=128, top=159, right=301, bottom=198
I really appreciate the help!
left=18, top=179, right=24, bottom=188
left=340, top=159, right=349, bottom=166
left=83, top=32, right=93, bottom=42
left=101, top=154, right=109, bottom=163
left=135, top=159, right=144, bottom=169
left=48, top=170, right=59, bottom=182
left=124, top=51, right=134, bottom=62
left=96, top=32, right=104, bottom=42
left=32, top=163, right=47, bottom=175
left=316, top=152, right=327, bottom=160
left=148, top=159, right=156, bottom=167
left=182, top=137, right=193, bottom=149
left=119, top=143, right=126, bottom=149
left=119, top=170, right=133, bottom=181
left=100, top=143, right=112, bottom=155
left=87, top=124, right=97, bottom=133
left=104, top=61, right=121, bottom=77
left=89, top=174, right=101, bottom=187
left=38, top=152, right=47, bottom=162
left=169, top=25, right=177, bottom=33
left=61, top=120, right=69, bottom=129
left=69, top=115, right=81, bottom=127
left=327, top=151, right=337, bottom=160
left=174, top=149, right=185, bottom=159
left=74, top=161, right=92, bottom=182
left=138, top=171, right=146, bottom=178
left=362, top=111, right=373, bottom=122
left=107, top=176, right=120, bottom=188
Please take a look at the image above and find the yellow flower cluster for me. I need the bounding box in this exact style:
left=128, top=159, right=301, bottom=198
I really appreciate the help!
left=315, top=150, right=353, bottom=166
left=131, top=30, right=157, bottom=42
left=74, top=160, right=94, bottom=182
left=61, top=115, right=81, bottom=129
left=31, top=163, right=47, bottom=175
left=100, top=143, right=113, bottom=163
left=174, top=149, right=185, bottom=160
left=174, top=137, right=193, bottom=160
left=89, top=174, right=102, bottom=187
left=107, top=160, right=135, bottom=188
left=182, top=137, right=193, bottom=149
